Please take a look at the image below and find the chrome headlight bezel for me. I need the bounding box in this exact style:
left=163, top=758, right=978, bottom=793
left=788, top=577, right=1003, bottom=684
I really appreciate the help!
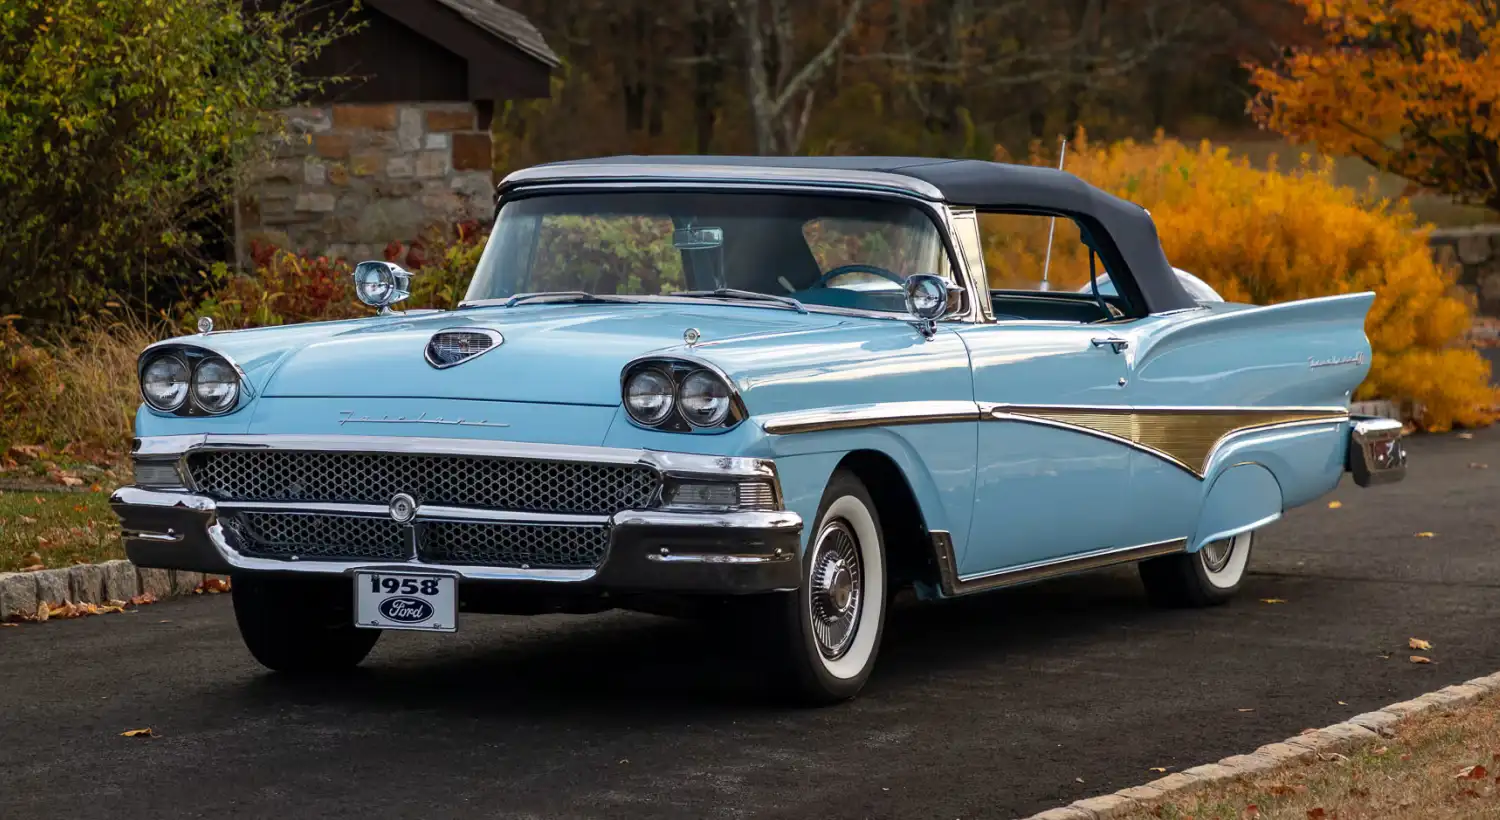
left=137, top=345, right=251, bottom=417
left=620, top=357, right=746, bottom=433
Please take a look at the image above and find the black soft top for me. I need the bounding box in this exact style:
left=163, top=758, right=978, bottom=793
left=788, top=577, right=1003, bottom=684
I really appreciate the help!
left=515, top=155, right=1197, bottom=314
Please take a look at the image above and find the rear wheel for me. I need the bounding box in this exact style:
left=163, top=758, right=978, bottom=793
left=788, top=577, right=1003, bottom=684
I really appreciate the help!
left=1139, top=531, right=1253, bottom=608
left=763, top=470, right=887, bottom=705
left=232, top=574, right=380, bottom=674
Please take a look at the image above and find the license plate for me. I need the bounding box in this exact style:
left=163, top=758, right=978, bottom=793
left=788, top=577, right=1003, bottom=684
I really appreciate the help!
left=354, top=571, right=457, bottom=632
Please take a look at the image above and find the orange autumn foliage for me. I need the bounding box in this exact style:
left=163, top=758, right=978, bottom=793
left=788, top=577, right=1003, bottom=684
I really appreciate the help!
left=1250, top=0, right=1500, bottom=212
left=986, top=134, right=1496, bottom=432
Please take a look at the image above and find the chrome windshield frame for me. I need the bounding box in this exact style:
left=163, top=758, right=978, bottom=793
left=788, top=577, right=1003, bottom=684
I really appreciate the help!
left=465, top=179, right=989, bottom=325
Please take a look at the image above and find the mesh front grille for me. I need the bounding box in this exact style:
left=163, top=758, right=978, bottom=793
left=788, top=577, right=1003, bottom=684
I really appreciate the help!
left=421, top=521, right=609, bottom=568
left=224, top=511, right=409, bottom=561
left=188, top=450, right=658, bottom=515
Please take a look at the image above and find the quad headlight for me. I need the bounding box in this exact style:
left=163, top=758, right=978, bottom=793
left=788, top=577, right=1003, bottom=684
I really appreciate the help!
left=191, top=357, right=240, bottom=414
left=139, top=348, right=244, bottom=416
left=624, top=367, right=675, bottom=426
left=141, top=354, right=191, bottom=412
left=621, top=359, right=743, bottom=431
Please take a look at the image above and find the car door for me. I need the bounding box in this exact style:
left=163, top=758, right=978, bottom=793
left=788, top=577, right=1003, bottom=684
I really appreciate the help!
left=952, top=322, right=1136, bottom=577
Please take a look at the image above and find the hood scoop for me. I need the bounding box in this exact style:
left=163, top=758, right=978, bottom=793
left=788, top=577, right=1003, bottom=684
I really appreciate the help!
left=425, top=328, right=504, bottom=369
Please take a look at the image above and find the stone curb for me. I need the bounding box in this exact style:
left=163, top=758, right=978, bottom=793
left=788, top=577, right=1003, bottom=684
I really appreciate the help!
left=0, top=561, right=228, bottom=622
left=1017, top=671, right=1500, bottom=820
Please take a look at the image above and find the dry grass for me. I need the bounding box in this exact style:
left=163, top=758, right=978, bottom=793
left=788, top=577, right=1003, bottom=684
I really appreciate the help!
left=1, top=318, right=159, bottom=460
left=0, top=489, right=121, bottom=572
left=1122, top=693, right=1500, bottom=819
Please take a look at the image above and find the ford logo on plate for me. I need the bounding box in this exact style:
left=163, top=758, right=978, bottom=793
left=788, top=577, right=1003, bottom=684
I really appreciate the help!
left=379, top=597, right=434, bottom=624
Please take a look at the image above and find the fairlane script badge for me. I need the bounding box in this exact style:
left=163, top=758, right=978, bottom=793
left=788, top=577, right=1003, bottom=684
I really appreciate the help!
left=338, top=410, right=509, bottom=429
left=1308, top=353, right=1365, bottom=369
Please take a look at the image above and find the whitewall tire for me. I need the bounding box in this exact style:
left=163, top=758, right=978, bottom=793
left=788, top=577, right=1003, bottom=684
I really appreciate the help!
left=766, top=470, right=887, bottom=705
left=1139, top=531, right=1253, bottom=608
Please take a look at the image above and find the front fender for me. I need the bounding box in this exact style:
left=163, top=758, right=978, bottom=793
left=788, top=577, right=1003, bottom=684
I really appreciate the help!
left=764, top=423, right=977, bottom=557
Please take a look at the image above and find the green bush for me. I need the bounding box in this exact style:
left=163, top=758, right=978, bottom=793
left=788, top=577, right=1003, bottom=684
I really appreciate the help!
left=0, top=0, right=353, bottom=327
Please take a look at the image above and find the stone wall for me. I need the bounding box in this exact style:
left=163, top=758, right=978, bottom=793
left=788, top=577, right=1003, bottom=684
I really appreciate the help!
left=237, top=102, right=496, bottom=264
left=1430, top=225, right=1500, bottom=318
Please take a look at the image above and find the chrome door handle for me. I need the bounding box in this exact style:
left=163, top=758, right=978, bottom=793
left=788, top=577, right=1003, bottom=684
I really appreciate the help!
left=1091, top=337, right=1129, bottom=353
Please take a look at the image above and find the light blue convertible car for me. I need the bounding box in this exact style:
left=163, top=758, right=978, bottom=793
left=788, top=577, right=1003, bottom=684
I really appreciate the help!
left=114, top=156, right=1408, bottom=704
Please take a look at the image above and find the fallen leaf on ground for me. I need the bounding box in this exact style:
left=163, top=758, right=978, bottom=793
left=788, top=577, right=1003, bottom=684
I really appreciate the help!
left=1308, top=808, right=1327, bottom=819
left=1327, top=500, right=1342, bottom=509
left=19, top=563, right=44, bottom=573
left=1414, top=531, right=1436, bottom=538
left=1337, top=700, right=1348, bottom=705
left=0, top=623, right=16, bottom=628
left=1457, top=432, right=1474, bottom=439
left=120, top=728, right=156, bottom=738
left=1238, top=708, right=1256, bottom=712
left=1148, top=766, right=1168, bottom=773
left=1410, top=655, right=1433, bottom=664
left=1075, top=777, right=1085, bottom=784
left=128, top=593, right=157, bottom=606
left=1471, top=462, right=1489, bottom=469
left=1372, top=746, right=1388, bottom=755
left=1456, top=764, right=1488, bottom=780
left=1260, top=598, right=1286, bottom=604
left=18, top=515, right=35, bottom=524
left=1409, top=637, right=1432, bottom=650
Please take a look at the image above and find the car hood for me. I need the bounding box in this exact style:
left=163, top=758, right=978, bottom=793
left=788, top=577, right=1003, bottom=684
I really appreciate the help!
left=221, top=303, right=852, bottom=406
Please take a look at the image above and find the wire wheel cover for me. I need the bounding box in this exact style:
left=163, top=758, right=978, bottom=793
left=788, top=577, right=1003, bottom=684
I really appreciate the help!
left=1200, top=536, right=1236, bottom=573
left=808, top=519, right=864, bottom=659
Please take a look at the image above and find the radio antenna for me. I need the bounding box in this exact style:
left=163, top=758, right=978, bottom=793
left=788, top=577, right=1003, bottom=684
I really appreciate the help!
left=1039, top=138, right=1068, bottom=292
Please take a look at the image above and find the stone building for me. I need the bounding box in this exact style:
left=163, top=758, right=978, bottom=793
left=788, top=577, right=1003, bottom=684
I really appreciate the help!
left=1430, top=226, right=1500, bottom=320
left=236, top=0, right=557, bottom=265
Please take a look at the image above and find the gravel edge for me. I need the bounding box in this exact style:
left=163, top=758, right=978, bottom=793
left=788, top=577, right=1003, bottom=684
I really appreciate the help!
left=1017, top=671, right=1500, bottom=820
left=0, top=561, right=227, bottom=621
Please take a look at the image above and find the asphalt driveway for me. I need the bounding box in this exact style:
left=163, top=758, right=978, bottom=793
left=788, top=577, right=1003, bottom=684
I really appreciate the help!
left=2, top=427, right=1497, bottom=819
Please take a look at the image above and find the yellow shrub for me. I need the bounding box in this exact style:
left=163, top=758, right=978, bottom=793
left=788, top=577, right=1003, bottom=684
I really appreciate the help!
left=987, top=134, right=1496, bottom=431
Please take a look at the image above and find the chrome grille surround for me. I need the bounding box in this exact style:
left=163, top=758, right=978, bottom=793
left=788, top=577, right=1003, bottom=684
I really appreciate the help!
left=223, top=511, right=410, bottom=561
left=420, top=520, right=610, bottom=568
left=186, top=450, right=660, bottom=516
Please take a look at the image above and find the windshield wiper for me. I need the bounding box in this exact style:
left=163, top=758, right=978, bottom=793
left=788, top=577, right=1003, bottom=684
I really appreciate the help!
left=489, top=292, right=637, bottom=308
left=670, top=288, right=807, bottom=314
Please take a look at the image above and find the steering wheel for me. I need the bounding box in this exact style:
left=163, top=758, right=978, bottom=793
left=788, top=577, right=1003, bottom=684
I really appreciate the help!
left=810, top=263, right=906, bottom=288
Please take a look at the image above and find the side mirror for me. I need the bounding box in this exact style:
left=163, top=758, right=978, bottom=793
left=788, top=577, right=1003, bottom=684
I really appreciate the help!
left=353, top=261, right=414, bottom=314
left=904, top=274, right=963, bottom=338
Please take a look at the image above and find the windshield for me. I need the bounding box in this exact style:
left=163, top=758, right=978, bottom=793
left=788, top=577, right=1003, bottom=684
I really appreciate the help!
left=464, top=191, right=951, bottom=313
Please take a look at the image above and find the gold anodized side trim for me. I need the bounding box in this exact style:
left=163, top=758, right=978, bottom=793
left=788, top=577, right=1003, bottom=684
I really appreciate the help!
left=989, top=404, right=1348, bottom=476
left=930, top=530, right=1186, bottom=597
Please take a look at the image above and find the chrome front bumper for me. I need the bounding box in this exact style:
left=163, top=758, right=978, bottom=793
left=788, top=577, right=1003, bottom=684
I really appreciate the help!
left=1349, top=417, right=1407, bottom=487
left=113, top=435, right=803, bottom=594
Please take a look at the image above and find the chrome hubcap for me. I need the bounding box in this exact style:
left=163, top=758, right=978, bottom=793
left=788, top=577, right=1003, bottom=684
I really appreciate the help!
left=1201, top=536, right=1235, bottom=573
left=809, top=520, right=863, bottom=660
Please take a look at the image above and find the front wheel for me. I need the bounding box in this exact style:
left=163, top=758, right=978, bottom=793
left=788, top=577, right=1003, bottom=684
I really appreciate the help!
left=1138, top=530, right=1253, bottom=608
left=763, top=470, right=888, bottom=705
left=232, top=574, right=381, bottom=674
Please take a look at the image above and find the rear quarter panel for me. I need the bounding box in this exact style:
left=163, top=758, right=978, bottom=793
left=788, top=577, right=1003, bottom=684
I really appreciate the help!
left=1127, top=293, right=1373, bottom=549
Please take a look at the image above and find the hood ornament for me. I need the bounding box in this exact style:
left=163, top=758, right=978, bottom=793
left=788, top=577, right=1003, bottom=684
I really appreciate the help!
left=425, top=327, right=504, bottom=369
left=683, top=327, right=701, bottom=347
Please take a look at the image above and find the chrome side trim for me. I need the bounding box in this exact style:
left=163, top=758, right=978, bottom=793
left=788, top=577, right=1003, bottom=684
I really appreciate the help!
left=931, top=531, right=1186, bottom=597
left=760, top=400, right=982, bottom=435
left=499, top=163, right=947, bottom=200
left=646, top=551, right=794, bottom=565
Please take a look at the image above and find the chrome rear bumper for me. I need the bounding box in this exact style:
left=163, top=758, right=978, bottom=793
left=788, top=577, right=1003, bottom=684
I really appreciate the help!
left=1348, top=417, right=1407, bottom=487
